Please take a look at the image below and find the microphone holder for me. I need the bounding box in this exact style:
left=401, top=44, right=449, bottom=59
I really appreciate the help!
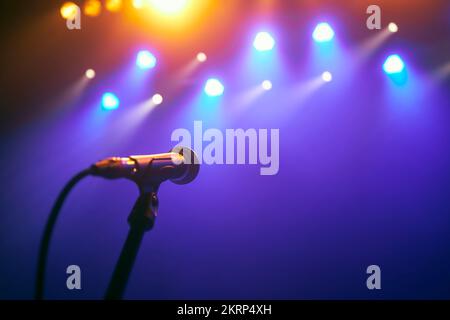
left=104, top=182, right=159, bottom=300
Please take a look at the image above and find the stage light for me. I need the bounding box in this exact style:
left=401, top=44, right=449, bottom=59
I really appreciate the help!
left=136, top=50, right=157, bottom=69
left=312, top=22, right=335, bottom=43
left=132, top=0, right=145, bottom=9
left=148, top=0, right=188, bottom=14
left=102, top=93, right=120, bottom=110
left=383, top=54, right=405, bottom=74
left=253, top=32, right=275, bottom=52
left=262, top=80, right=272, bottom=90
left=105, top=0, right=122, bottom=12
left=204, top=78, right=224, bottom=97
left=322, top=71, right=332, bottom=82
left=388, top=22, right=398, bottom=33
left=85, top=69, right=96, bottom=79
left=84, top=0, right=101, bottom=17
left=60, top=2, right=78, bottom=19
left=152, top=94, right=163, bottom=105
left=197, top=52, right=207, bottom=62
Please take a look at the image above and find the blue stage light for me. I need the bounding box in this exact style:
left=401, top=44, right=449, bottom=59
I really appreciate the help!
left=136, top=50, right=156, bottom=69
left=383, top=54, right=405, bottom=74
left=204, top=78, right=224, bottom=97
left=312, top=22, right=335, bottom=43
left=102, top=92, right=120, bottom=110
left=253, top=32, right=275, bottom=51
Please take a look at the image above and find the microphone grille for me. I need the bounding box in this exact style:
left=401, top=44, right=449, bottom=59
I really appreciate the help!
left=170, top=147, right=200, bottom=185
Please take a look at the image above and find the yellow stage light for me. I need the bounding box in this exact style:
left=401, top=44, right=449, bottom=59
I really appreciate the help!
left=127, top=0, right=212, bottom=40
left=132, top=0, right=145, bottom=9
left=84, top=0, right=102, bottom=17
left=148, top=0, right=189, bottom=15
left=60, top=2, right=78, bottom=20
left=105, top=0, right=122, bottom=12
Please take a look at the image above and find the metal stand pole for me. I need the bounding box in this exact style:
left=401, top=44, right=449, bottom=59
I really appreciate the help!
left=104, top=190, right=159, bottom=300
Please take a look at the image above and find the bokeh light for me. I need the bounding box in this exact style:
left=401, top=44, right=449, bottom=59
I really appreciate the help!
left=60, top=2, right=78, bottom=20
left=197, top=52, right=207, bottom=62
left=105, top=0, right=122, bottom=12
left=84, top=0, right=102, bottom=17
left=262, top=80, right=272, bottom=90
left=204, top=78, right=224, bottom=97
left=312, top=22, right=335, bottom=43
left=132, top=0, right=145, bottom=9
left=136, top=50, right=157, bottom=69
left=383, top=54, right=405, bottom=74
left=152, top=93, right=164, bottom=105
left=85, top=69, right=96, bottom=79
left=101, top=93, right=120, bottom=110
left=321, top=71, right=333, bottom=82
left=388, top=22, right=398, bottom=33
left=253, top=32, right=275, bottom=52
left=148, top=0, right=188, bottom=14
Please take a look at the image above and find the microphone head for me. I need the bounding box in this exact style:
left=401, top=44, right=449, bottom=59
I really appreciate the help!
left=170, top=147, right=200, bottom=185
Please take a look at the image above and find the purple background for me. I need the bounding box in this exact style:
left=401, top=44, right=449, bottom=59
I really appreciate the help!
left=0, top=0, right=449, bottom=299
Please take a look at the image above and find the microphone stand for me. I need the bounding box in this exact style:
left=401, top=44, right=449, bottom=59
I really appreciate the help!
left=103, top=148, right=199, bottom=299
left=105, top=185, right=159, bottom=300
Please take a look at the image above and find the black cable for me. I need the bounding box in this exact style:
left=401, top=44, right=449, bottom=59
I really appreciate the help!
left=35, top=168, right=92, bottom=300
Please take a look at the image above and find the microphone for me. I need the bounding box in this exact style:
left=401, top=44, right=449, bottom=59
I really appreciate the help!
left=91, top=147, right=200, bottom=186
left=36, top=147, right=199, bottom=300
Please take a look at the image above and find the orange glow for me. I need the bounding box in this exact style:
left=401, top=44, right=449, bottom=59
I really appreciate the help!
left=148, top=0, right=189, bottom=15
left=84, top=0, right=102, bottom=17
left=132, top=0, right=145, bottom=9
left=105, top=0, right=123, bottom=12
left=60, top=2, right=78, bottom=20
left=124, top=0, right=223, bottom=34
left=120, top=0, right=238, bottom=64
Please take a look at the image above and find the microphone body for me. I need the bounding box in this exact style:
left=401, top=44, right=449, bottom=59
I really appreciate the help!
left=91, top=147, right=199, bottom=187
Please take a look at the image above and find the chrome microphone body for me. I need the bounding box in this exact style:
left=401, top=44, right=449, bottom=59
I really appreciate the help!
left=90, top=147, right=199, bottom=186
